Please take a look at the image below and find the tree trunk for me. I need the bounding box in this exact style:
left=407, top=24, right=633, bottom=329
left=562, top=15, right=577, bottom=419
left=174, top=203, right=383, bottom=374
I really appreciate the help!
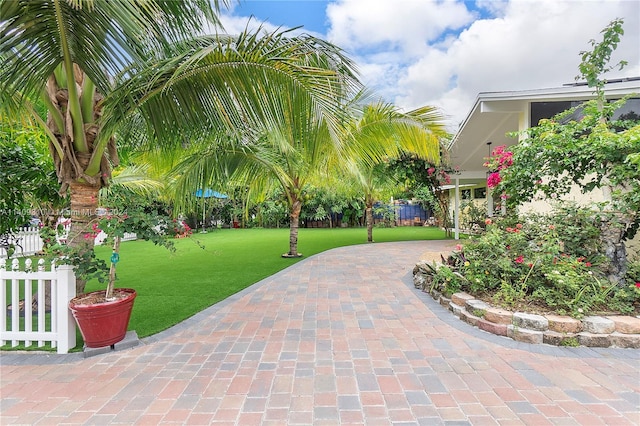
left=600, top=212, right=630, bottom=286
left=285, top=199, right=303, bottom=257
left=67, top=181, right=100, bottom=294
left=366, top=203, right=374, bottom=243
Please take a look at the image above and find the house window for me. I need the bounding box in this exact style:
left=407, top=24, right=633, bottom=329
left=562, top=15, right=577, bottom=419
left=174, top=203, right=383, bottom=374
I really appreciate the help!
left=531, top=101, right=580, bottom=126
left=612, top=98, right=640, bottom=121
left=461, top=189, right=471, bottom=200
left=474, top=187, right=486, bottom=199
left=531, top=98, right=640, bottom=127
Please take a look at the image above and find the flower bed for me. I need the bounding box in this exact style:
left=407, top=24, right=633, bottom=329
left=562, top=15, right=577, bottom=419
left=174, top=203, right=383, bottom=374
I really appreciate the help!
left=414, top=283, right=640, bottom=349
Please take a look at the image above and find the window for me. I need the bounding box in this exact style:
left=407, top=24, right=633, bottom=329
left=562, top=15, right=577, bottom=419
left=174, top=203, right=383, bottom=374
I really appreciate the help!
left=474, top=187, right=486, bottom=199
left=531, top=98, right=640, bottom=126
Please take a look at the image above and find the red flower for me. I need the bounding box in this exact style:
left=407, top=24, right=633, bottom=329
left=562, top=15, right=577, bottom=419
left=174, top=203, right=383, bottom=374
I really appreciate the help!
left=515, top=255, right=524, bottom=264
left=487, top=172, right=501, bottom=188
left=635, top=282, right=640, bottom=288
left=585, top=262, right=592, bottom=267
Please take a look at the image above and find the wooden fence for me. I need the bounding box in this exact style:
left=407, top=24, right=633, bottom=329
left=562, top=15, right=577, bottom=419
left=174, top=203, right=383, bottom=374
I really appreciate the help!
left=0, top=258, right=76, bottom=354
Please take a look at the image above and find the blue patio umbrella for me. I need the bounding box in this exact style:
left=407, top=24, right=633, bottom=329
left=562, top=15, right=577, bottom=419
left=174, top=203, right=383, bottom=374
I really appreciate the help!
left=195, top=188, right=228, bottom=199
left=195, top=189, right=228, bottom=232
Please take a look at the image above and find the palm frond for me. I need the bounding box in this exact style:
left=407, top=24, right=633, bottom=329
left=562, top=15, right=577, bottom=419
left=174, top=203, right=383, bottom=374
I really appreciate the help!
left=0, top=0, right=223, bottom=100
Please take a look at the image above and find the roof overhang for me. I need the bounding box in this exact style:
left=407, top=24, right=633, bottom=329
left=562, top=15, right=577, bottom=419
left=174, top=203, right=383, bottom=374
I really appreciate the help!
left=447, top=78, right=640, bottom=178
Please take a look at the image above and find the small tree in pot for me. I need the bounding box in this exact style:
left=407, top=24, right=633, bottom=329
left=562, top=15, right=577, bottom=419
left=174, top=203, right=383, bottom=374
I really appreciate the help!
left=42, top=207, right=176, bottom=348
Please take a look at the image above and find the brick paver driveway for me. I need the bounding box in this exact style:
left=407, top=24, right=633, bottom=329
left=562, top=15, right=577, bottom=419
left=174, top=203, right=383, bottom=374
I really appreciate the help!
left=1, top=241, right=639, bottom=425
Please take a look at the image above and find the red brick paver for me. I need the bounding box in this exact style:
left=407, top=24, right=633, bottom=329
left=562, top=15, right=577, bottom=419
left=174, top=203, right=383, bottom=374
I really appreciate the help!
left=1, top=240, right=639, bottom=425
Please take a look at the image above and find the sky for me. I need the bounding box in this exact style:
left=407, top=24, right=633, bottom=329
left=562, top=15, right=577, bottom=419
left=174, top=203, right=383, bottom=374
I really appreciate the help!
left=219, top=0, right=640, bottom=131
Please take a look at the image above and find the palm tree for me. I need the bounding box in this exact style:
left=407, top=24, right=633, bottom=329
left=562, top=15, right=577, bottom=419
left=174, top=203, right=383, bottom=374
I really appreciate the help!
left=341, top=102, right=449, bottom=242
left=174, top=106, right=337, bottom=258
left=0, top=0, right=360, bottom=291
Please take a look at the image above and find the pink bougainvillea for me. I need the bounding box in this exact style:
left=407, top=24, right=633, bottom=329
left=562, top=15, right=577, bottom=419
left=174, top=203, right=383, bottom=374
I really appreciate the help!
left=484, top=145, right=513, bottom=190
left=487, top=172, right=501, bottom=188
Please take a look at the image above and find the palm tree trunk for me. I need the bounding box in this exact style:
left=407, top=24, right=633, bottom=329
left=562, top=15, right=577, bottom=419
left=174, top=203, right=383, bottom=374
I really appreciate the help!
left=366, top=204, right=374, bottom=243
left=67, top=181, right=100, bottom=294
left=285, top=199, right=303, bottom=257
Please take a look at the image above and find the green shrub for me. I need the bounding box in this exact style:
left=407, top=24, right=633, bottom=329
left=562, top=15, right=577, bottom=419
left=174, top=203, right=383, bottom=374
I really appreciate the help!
left=454, top=204, right=638, bottom=317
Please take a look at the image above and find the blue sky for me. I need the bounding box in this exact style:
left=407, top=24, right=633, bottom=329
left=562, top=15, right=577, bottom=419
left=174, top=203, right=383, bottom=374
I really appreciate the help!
left=221, top=1, right=640, bottom=130
left=235, top=1, right=331, bottom=33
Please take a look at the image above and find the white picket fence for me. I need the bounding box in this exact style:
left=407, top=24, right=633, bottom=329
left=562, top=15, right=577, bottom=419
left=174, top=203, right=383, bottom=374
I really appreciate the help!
left=0, top=258, right=76, bottom=354
left=0, top=225, right=137, bottom=259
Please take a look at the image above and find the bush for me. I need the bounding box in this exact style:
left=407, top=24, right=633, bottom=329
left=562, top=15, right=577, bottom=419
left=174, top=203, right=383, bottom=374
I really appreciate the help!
left=454, top=205, right=639, bottom=318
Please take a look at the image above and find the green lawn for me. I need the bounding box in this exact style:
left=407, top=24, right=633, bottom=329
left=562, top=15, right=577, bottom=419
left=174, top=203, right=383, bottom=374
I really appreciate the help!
left=84, top=226, right=450, bottom=339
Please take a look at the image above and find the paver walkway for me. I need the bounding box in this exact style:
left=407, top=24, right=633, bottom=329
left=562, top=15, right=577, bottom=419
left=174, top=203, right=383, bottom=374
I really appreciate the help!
left=1, top=240, right=639, bottom=425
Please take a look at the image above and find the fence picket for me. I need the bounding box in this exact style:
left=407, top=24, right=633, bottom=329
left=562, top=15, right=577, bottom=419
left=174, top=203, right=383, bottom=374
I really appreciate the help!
left=0, top=259, right=76, bottom=353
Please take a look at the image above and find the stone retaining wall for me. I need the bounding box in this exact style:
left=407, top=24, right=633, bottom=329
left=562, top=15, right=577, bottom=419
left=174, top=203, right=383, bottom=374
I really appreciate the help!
left=413, top=266, right=640, bottom=349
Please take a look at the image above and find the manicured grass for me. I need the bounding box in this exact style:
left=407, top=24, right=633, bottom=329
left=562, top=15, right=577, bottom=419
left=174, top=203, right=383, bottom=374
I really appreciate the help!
left=85, top=226, right=450, bottom=339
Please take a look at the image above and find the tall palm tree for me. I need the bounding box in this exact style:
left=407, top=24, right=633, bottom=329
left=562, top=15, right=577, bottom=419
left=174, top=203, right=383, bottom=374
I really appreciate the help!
left=341, top=102, right=449, bottom=242
left=0, top=0, right=360, bottom=291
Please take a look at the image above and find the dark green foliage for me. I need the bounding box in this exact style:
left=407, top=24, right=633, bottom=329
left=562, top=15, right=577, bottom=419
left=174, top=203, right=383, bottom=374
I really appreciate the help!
left=0, top=126, right=60, bottom=234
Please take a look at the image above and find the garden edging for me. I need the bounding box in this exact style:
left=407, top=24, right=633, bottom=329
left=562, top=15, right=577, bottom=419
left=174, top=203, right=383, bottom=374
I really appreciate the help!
left=413, top=266, right=640, bottom=349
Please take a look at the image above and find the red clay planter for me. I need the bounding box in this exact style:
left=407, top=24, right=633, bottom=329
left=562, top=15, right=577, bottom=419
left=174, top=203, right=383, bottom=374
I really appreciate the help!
left=69, top=288, right=137, bottom=348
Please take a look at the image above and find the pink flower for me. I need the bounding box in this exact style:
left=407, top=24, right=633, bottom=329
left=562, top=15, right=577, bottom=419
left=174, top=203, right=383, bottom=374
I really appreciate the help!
left=427, top=167, right=435, bottom=176
left=455, top=244, right=463, bottom=251
left=548, top=225, right=555, bottom=230
left=585, top=262, right=592, bottom=267
left=498, top=152, right=513, bottom=168
left=516, top=223, right=523, bottom=229
left=485, top=218, right=492, bottom=225
left=515, top=255, right=524, bottom=264
left=635, top=282, right=640, bottom=288
left=487, top=172, right=501, bottom=188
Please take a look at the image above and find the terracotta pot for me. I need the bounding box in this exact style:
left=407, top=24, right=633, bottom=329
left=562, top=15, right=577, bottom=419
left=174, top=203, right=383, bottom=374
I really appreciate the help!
left=69, top=288, right=136, bottom=348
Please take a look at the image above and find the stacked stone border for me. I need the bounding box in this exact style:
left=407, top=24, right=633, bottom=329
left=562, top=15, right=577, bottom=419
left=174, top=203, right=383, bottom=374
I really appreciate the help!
left=413, top=266, right=640, bottom=349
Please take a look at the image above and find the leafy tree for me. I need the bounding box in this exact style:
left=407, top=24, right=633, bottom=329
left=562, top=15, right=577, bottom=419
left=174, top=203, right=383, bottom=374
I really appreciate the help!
left=0, top=122, right=62, bottom=235
left=387, top=149, right=456, bottom=229
left=496, top=18, right=640, bottom=285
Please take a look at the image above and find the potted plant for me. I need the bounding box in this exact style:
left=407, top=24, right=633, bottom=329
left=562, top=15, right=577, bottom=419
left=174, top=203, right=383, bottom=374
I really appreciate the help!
left=43, top=208, right=175, bottom=348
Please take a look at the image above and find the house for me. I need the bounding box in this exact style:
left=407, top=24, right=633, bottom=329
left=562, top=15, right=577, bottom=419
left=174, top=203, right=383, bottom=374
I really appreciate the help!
left=444, top=77, right=640, bottom=242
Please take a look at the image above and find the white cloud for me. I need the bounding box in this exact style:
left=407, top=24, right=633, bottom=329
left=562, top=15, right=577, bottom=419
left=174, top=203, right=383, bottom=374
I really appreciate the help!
left=327, top=0, right=475, bottom=56
left=223, top=0, right=639, bottom=132
left=326, top=0, right=640, bottom=130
